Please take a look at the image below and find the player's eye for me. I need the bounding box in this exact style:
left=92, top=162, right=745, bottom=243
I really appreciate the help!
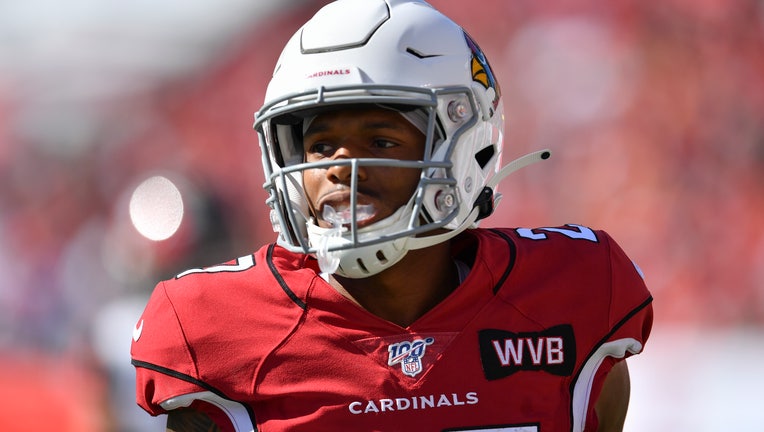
left=372, top=138, right=398, bottom=149
left=306, top=142, right=334, bottom=158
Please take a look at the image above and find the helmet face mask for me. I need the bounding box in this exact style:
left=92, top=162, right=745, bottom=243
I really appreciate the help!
left=254, top=0, right=504, bottom=278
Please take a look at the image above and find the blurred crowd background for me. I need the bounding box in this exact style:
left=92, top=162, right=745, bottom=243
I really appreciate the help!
left=0, top=0, right=762, bottom=430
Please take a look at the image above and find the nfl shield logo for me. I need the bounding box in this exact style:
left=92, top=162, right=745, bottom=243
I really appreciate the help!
left=402, top=354, right=422, bottom=377
left=387, top=337, right=435, bottom=378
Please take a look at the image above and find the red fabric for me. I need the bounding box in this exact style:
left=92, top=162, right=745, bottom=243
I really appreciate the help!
left=132, top=227, right=652, bottom=431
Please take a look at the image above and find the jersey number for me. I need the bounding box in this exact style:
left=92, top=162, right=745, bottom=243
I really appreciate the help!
left=516, top=224, right=597, bottom=242
left=175, top=255, right=255, bottom=279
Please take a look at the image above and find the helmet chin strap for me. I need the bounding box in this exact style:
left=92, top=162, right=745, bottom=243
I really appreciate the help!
left=407, top=149, right=552, bottom=251
left=309, top=149, right=551, bottom=278
left=487, top=149, right=552, bottom=190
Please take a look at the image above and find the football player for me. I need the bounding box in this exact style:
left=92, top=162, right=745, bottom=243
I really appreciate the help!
left=131, top=1, right=653, bottom=431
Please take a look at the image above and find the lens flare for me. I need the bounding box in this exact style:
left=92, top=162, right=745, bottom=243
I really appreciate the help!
left=128, top=175, right=184, bottom=241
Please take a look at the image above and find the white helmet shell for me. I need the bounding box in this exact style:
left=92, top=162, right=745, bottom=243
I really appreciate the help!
left=254, top=0, right=504, bottom=278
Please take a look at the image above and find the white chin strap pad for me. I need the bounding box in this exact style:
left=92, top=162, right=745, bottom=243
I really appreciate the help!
left=307, top=204, right=413, bottom=278
left=309, top=149, right=552, bottom=279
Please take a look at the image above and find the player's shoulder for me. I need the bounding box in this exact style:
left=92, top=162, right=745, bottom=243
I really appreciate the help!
left=161, top=251, right=261, bottom=295
left=478, top=225, right=650, bottom=328
left=478, top=224, right=615, bottom=250
left=158, top=242, right=313, bottom=304
left=477, top=224, right=626, bottom=270
left=483, top=224, right=646, bottom=290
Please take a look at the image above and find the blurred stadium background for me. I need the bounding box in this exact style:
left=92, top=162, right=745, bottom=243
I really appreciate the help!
left=0, top=0, right=762, bottom=430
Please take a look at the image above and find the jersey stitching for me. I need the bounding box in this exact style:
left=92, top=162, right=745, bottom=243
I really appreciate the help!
left=160, top=281, right=200, bottom=379
left=566, top=295, right=653, bottom=430
left=486, top=229, right=548, bottom=329
left=487, top=229, right=516, bottom=294
left=131, top=359, right=259, bottom=427
left=132, top=359, right=222, bottom=394
left=251, top=296, right=311, bottom=401
left=604, top=233, right=616, bottom=329
left=267, top=243, right=307, bottom=310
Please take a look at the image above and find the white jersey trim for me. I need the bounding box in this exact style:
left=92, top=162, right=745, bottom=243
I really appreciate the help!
left=161, top=391, right=255, bottom=432
left=571, top=338, right=643, bottom=432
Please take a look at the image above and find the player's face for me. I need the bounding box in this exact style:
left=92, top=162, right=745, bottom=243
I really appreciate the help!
left=302, top=107, right=425, bottom=229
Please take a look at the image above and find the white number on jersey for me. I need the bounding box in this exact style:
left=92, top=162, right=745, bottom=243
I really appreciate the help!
left=516, top=224, right=597, bottom=242
left=175, top=255, right=255, bottom=279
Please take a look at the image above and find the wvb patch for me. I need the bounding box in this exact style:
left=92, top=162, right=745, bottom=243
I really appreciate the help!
left=478, top=325, right=575, bottom=380
left=388, top=337, right=435, bottom=377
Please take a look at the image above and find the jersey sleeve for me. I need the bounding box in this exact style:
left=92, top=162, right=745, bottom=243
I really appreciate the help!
left=603, top=231, right=653, bottom=350
left=131, top=281, right=207, bottom=416
left=579, top=231, right=653, bottom=431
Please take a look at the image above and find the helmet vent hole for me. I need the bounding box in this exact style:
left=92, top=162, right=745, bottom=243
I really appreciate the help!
left=475, top=145, right=496, bottom=169
left=356, top=258, right=370, bottom=274
left=375, top=250, right=389, bottom=264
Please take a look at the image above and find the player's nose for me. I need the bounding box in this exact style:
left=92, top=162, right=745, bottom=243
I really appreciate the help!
left=325, top=143, right=368, bottom=184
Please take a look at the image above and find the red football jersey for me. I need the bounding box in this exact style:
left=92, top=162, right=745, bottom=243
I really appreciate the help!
left=131, top=226, right=653, bottom=432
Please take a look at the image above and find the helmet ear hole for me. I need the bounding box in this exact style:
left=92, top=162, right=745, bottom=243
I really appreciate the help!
left=475, top=145, right=496, bottom=169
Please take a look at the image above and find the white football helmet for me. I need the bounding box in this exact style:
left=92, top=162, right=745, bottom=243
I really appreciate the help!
left=254, top=0, right=549, bottom=278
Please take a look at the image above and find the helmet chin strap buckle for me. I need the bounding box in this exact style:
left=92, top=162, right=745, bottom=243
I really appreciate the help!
left=474, top=187, right=495, bottom=221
